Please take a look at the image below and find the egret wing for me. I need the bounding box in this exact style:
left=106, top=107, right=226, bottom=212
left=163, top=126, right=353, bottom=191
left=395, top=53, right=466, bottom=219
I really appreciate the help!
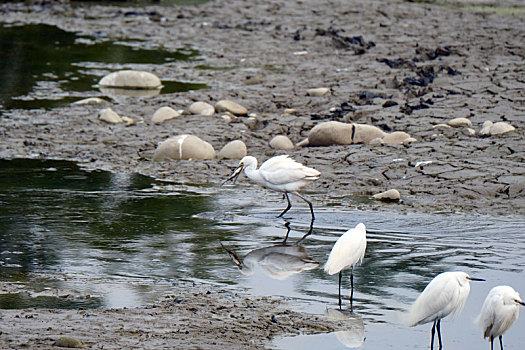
left=259, top=155, right=320, bottom=185
left=324, top=225, right=367, bottom=275
left=408, top=275, right=460, bottom=326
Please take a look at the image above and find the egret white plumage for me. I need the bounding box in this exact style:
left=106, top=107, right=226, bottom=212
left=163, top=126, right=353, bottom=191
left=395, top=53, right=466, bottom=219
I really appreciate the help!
left=476, top=285, right=525, bottom=350
left=222, top=155, right=320, bottom=219
left=408, top=271, right=485, bottom=349
left=324, top=223, right=367, bottom=310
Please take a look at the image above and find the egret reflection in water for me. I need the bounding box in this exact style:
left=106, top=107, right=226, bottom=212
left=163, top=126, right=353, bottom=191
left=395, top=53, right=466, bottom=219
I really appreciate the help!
left=221, top=243, right=318, bottom=280
left=325, top=308, right=365, bottom=349
left=221, top=223, right=319, bottom=282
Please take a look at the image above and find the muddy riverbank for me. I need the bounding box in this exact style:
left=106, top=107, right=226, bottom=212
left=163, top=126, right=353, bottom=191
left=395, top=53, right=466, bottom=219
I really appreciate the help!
left=0, top=0, right=524, bottom=348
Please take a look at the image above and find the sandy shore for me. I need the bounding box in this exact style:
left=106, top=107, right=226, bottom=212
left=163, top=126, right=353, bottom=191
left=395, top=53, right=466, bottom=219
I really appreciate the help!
left=0, top=0, right=524, bottom=348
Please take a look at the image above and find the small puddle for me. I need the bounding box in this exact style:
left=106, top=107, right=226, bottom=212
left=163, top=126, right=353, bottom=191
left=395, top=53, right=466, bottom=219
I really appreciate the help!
left=0, top=23, right=207, bottom=110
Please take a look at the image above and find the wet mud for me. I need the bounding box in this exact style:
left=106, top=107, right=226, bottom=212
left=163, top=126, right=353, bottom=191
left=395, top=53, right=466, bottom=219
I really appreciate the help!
left=0, top=0, right=524, bottom=348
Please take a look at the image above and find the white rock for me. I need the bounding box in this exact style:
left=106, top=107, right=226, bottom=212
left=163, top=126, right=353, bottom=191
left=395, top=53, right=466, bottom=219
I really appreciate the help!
left=98, top=70, right=162, bottom=89
left=121, top=116, right=135, bottom=126
left=467, top=128, right=476, bottom=136
left=215, top=100, right=248, bottom=115
left=218, top=140, right=247, bottom=159
left=269, top=135, right=294, bottom=150
left=221, top=114, right=232, bottom=123
left=369, top=138, right=384, bottom=145
left=307, top=121, right=354, bottom=146
left=448, top=117, right=472, bottom=127
left=433, top=124, right=452, bottom=129
left=403, top=137, right=418, bottom=145
left=152, top=106, right=180, bottom=124
left=353, top=124, right=388, bottom=144
left=381, top=131, right=411, bottom=144
left=153, top=135, right=216, bottom=161
left=296, top=138, right=310, bottom=148
left=479, top=120, right=493, bottom=136
left=307, top=122, right=388, bottom=146
left=307, top=88, right=330, bottom=97
left=372, top=189, right=401, bottom=201
left=490, top=122, right=515, bottom=135
left=189, top=101, right=215, bottom=116
left=98, top=108, right=123, bottom=124
left=72, top=97, right=107, bottom=105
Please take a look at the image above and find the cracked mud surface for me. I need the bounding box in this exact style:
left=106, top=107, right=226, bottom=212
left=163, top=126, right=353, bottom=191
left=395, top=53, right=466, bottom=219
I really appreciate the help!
left=0, top=0, right=524, bottom=348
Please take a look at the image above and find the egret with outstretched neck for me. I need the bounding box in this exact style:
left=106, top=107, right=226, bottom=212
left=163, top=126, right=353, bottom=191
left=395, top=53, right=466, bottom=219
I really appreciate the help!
left=476, top=285, right=525, bottom=350
left=408, top=271, right=485, bottom=349
left=222, top=155, right=320, bottom=220
left=324, top=223, right=367, bottom=310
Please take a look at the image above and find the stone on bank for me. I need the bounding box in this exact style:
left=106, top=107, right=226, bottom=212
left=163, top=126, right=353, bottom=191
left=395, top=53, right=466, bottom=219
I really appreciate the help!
left=154, top=135, right=216, bottom=160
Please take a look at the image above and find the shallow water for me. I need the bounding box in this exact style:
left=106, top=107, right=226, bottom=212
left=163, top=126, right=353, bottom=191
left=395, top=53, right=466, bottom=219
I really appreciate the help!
left=0, top=159, right=524, bottom=349
left=0, top=23, right=206, bottom=110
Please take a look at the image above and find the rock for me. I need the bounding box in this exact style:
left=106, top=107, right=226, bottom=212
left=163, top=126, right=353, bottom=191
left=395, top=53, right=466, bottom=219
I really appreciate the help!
left=307, top=121, right=389, bottom=146
left=372, top=189, right=401, bottom=202
left=433, top=124, right=452, bottom=129
left=403, top=137, right=418, bottom=145
left=353, top=124, right=388, bottom=144
left=243, top=116, right=258, bottom=130
left=72, top=97, right=107, bottom=105
left=381, top=131, right=411, bottom=144
left=121, top=116, right=135, bottom=127
left=189, top=101, right=215, bottom=116
left=98, top=108, right=123, bottom=124
left=153, top=135, right=216, bottom=161
left=307, top=87, right=330, bottom=96
left=479, top=120, right=493, bottom=136
left=479, top=121, right=515, bottom=136
left=53, top=336, right=83, bottom=348
left=448, top=117, right=472, bottom=127
left=152, top=106, right=180, bottom=124
left=490, top=122, right=515, bottom=135
left=221, top=114, right=232, bottom=123
left=369, top=138, right=384, bottom=145
left=296, top=138, right=310, bottom=147
left=218, top=140, right=247, bottom=159
left=98, top=70, right=162, bottom=89
left=467, top=128, right=476, bottom=136
left=215, top=100, right=248, bottom=115
left=269, top=135, right=294, bottom=150
left=307, top=121, right=354, bottom=146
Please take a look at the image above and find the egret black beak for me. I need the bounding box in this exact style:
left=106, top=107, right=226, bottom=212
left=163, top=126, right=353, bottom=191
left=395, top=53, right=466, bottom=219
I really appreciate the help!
left=468, top=277, right=485, bottom=282
left=517, top=300, right=525, bottom=306
left=221, top=165, right=243, bottom=186
left=219, top=242, right=243, bottom=270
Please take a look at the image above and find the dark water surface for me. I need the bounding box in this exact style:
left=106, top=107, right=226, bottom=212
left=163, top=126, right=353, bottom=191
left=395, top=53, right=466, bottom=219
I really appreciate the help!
left=0, top=159, right=524, bottom=349
left=0, top=23, right=206, bottom=110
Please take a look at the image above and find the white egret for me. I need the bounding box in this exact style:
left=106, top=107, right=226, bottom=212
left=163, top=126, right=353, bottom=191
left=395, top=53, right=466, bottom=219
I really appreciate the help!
left=476, top=285, right=525, bottom=350
left=324, top=223, right=367, bottom=310
left=408, top=271, right=485, bottom=349
left=222, top=155, right=320, bottom=219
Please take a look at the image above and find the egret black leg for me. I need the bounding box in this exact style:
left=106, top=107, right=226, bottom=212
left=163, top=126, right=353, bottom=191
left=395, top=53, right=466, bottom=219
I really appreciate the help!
left=490, top=336, right=493, bottom=350
left=338, top=271, right=342, bottom=310
left=296, top=217, right=314, bottom=244
left=282, top=221, right=291, bottom=243
left=431, top=320, right=436, bottom=349
left=278, top=193, right=292, bottom=218
left=436, top=319, right=442, bottom=349
left=291, top=192, right=315, bottom=220
left=499, top=335, right=503, bottom=350
left=350, top=267, right=354, bottom=312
